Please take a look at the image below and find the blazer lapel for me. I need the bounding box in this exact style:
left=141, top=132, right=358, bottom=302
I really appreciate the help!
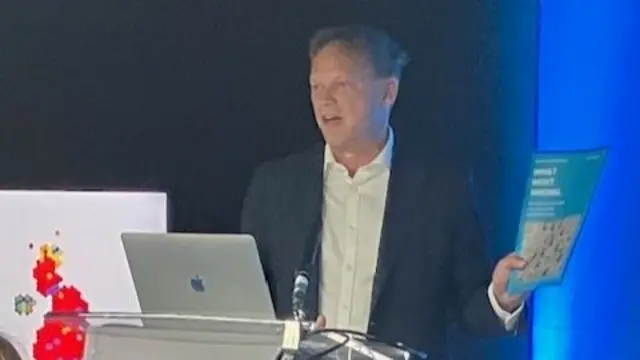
left=370, top=147, right=423, bottom=315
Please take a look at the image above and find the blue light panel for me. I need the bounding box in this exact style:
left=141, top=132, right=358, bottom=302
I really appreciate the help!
left=534, top=0, right=640, bottom=359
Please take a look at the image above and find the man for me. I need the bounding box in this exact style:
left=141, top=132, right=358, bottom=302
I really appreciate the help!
left=241, top=25, right=528, bottom=359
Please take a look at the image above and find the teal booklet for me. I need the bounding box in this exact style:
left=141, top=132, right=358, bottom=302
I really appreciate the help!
left=507, top=147, right=608, bottom=294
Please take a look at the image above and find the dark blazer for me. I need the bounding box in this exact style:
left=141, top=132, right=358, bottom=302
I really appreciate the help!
left=241, top=138, right=523, bottom=359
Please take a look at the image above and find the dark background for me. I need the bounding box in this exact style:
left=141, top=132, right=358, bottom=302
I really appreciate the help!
left=0, top=0, right=498, bottom=232
left=0, top=1, right=533, bottom=358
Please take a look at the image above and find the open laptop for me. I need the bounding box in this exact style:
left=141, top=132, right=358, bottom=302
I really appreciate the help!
left=121, top=233, right=275, bottom=323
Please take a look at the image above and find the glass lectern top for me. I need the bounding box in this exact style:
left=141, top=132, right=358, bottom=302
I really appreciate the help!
left=46, top=312, right=418, bottom=360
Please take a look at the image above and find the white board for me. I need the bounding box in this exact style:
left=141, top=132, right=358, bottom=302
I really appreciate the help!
left=0, top=190, right=167, bottom=360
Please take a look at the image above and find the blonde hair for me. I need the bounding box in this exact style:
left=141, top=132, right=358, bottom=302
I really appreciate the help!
left=309, top=25, right=410, bottom=79
left=0, top=336, right=21, bottom=360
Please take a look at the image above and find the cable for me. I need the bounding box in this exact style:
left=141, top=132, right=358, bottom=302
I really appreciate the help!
left=275, top=327, right=428, bottom=360
left=274, top=332, right=349, bottom=360
left=303, top=330, right=350, bottom=360
left=302, top=328, right=427, bottom=360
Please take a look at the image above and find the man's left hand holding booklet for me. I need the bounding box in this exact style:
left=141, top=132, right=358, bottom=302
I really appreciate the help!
left=507, top=147, right=608, bottom=295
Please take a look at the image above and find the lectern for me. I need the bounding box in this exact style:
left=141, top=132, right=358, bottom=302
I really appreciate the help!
left=48, top=312, right=418, bottom=360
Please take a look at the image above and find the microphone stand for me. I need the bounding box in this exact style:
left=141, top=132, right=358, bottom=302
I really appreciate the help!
left=279, top=270, right=311, bottom=360
left=281, top=217, right=321, bottom=359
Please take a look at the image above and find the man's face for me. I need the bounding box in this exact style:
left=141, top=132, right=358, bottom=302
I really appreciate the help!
left=309, top=43, right=396, bottom=149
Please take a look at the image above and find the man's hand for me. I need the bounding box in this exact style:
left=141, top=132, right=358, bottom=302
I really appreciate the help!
left=314, top=315, right=326, bottom=329
left=492, top=253, right=529, bottom=312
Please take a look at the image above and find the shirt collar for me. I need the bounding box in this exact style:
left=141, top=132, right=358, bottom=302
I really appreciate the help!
left=323, top=127, right=395, bottom=171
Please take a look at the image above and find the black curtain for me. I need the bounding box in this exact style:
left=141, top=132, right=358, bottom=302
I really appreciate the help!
left=0, top=0, right=498, bottom=232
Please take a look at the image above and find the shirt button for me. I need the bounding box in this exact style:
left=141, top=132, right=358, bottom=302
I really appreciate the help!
left=345, top=264, right=353, bottom=272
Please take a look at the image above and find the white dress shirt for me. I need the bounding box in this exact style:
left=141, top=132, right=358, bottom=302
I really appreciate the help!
left=319, top=128, right=522, bottom=333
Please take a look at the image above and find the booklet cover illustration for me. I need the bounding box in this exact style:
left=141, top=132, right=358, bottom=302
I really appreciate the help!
left=507, top=147, right=608, bottom=294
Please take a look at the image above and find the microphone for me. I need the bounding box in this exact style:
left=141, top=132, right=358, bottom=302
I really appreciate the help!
left=290, top=215, right=322, bottom=321
left=278, top=217, right=322, bottom=360
left=292, top=270, right=310, bottom=320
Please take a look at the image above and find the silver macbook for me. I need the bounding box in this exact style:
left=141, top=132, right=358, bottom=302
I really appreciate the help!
left=121, top=232, right=275, bottom=322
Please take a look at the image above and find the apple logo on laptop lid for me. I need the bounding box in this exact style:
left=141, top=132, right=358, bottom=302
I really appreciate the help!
left=190, top=275, right=206, bottom=292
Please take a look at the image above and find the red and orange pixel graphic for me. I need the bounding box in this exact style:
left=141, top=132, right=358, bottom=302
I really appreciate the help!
left=32, top=243, right=90, bottom=360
